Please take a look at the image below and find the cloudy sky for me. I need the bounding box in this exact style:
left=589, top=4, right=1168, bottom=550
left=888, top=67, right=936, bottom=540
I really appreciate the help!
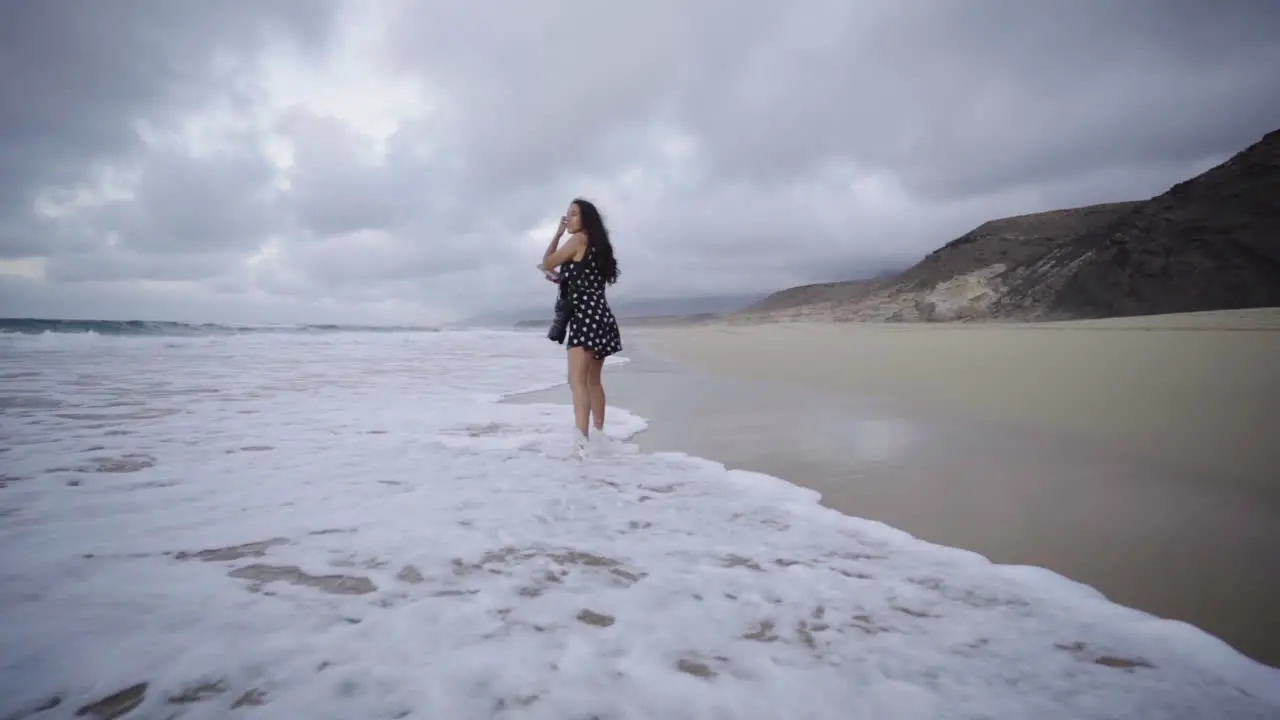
left=2, top=1, right=1278, bottom=325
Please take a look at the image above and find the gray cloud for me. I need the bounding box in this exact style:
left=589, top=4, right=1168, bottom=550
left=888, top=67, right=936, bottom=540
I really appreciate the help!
left=0, top=1, right=336, bottom=249
left=100, top=144, right=282, bottom=255
left=2, top=0, right=1278, bottom=323
left=46, top=249, right=241, bottom=284
left=281, top=111, right=410, bottom=236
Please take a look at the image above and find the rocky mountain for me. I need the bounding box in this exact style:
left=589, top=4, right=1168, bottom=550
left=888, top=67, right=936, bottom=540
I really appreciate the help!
left=1018, top=130, right=1280, bottom=318
left=740, top=278, right=890, bottom=315
left=497, top=293, right=764, bottom=328
left=508, top=293, right=764, bottom=328
left=741, top=128, right=1280, bottom=322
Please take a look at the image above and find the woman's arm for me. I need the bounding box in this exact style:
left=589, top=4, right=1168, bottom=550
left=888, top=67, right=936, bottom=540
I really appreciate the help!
left=544, top=219, right=565, bottom=256
left=540, top=232, right=585, bottom=271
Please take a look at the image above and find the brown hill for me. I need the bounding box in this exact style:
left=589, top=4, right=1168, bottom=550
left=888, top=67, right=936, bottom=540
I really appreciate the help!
left=1018, top=129, right=1280, bottom=318
left=740, top=128, right=1280, bottom=322
left=736, top=201, right=1139, bottom=322
left=900, top=202, right=1141, bottom=293
left=740, top=278, right=889, bottom=314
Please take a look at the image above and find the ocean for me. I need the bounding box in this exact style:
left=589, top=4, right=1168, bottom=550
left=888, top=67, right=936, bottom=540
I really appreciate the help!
left=0, top=317, right=445, bottom=337
left=0, top=322, right=1276, bottom=718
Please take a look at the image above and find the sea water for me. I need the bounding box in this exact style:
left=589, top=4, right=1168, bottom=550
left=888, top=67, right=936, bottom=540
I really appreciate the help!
left=0, top=326, right=1276, bottom=719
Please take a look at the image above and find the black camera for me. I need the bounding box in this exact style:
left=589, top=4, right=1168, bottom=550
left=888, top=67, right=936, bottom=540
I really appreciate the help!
left=548, top=288, right=570, bottom=343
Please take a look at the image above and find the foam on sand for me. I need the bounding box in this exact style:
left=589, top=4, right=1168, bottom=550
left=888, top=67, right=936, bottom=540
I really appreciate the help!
left=0, top=329, right=1276, bottom=719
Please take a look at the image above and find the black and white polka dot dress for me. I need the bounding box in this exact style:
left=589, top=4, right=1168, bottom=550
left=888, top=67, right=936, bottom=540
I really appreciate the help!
left=563, top=243, right=622, bottom=360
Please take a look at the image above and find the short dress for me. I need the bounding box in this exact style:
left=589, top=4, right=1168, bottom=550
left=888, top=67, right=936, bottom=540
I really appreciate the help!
left=562, top=243, right=623, bottom=360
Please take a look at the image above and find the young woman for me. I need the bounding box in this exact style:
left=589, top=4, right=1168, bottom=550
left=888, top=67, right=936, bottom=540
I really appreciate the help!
left=538, top=198, right=622, bottom=454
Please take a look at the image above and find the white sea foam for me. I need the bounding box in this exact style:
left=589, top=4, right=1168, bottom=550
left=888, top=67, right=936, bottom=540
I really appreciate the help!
left=0, top=329, right=1276, bottom=719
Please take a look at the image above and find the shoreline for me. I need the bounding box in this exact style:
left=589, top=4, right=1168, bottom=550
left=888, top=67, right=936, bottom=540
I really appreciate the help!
left=6, top=322, right=1278, bottom=717
left=507, top=313, right=1280, bottom=668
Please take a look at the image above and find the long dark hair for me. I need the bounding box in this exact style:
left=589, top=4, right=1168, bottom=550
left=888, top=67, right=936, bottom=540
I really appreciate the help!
left=573, top=198, right=619, bottom=285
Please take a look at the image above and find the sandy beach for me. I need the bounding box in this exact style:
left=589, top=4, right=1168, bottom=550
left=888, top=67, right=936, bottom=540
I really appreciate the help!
left=642, top=309, right=1280, bottom=492
left=514, top=308, right=1280, bottom=667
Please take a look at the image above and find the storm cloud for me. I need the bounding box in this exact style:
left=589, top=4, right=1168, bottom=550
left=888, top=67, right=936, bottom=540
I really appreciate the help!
left=2, top=0, right=1278, bottom=324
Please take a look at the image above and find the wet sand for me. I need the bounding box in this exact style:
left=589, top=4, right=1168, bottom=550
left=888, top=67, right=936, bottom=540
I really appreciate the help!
left=509, top=310, right=1280, bottom=667
left=643, top=310, right=1280, bottom=492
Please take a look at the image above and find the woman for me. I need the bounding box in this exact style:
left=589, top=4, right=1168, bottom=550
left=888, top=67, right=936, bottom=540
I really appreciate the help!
left=538, top=198, right=622, bottom=455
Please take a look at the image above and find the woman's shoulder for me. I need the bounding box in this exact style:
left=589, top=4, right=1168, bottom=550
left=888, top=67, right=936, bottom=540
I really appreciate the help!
left=571, top=232, right=590, bottom=260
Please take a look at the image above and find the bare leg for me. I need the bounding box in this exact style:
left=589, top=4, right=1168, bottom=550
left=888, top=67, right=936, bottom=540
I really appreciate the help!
left=567, top=347, right=592, bottom=438
left=586, top=353, right=606, bottom=432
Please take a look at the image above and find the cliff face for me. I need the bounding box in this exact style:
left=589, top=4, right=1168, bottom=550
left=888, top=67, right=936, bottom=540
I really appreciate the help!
left=740, top=128, right=1280, bottom=322
left=737, top=202, right=1139, bottom=322
left=1043, top=129, right=1280, bottom=318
